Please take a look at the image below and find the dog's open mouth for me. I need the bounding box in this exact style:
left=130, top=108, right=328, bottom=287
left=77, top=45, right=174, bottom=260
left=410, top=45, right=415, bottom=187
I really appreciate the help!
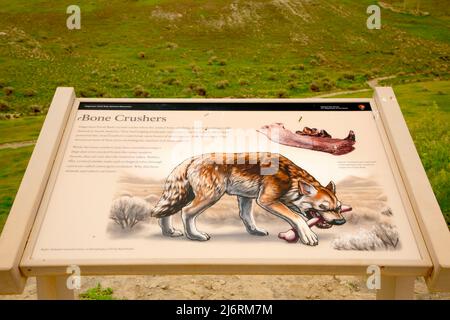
left=305, top=209, right=333, bottom=229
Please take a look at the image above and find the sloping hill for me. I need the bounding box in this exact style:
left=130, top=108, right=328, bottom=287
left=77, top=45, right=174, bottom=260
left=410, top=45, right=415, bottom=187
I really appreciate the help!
left=0, top=0, right=448, bottom=113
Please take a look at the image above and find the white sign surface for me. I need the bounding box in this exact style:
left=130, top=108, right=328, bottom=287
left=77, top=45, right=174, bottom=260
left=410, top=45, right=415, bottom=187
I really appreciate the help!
left=30, top=102, right=421, bottom=263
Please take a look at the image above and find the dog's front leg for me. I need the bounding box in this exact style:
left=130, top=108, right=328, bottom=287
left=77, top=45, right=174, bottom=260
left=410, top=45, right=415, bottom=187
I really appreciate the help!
left=256, top=200, right=318, bottom=246
left=295, top=217, right=319, bottom=246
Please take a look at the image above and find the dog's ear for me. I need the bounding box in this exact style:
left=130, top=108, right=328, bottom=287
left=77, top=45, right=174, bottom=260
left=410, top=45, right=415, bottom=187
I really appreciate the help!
left=326, top=181, right=336, bottom=194
left=299, top=181, right=317, bottom=196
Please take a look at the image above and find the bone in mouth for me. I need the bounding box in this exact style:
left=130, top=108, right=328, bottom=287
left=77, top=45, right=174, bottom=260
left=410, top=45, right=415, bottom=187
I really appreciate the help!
left=258, top=123, right=356, bottom=156
left=278, top=205, right=352, bottom=243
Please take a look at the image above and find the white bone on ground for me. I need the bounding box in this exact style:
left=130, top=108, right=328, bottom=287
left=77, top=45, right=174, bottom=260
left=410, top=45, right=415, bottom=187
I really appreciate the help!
left=279, top=230, right=297, bottom=241
left=279, top=217, right=319, bottom=241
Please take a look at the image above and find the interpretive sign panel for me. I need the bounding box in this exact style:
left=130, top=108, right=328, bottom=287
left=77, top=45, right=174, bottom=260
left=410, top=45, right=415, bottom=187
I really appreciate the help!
left=28, top=102, right=422, bottom=263
left=1, top=88, right=448, bottom=298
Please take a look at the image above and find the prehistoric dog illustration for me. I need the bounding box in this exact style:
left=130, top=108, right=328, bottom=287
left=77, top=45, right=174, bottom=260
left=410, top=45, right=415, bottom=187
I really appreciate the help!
left=150, top=153, right=347, bottom=246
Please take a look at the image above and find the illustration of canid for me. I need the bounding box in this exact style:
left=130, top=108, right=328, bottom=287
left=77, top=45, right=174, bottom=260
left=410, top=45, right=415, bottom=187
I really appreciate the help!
left=150, top=153, right=347, bottom=246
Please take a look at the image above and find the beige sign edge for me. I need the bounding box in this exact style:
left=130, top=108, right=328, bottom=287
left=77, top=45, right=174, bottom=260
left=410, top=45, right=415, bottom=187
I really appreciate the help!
left=0, top=87, right=75, bottom=294
left=374, top=87, right=450, bottom=292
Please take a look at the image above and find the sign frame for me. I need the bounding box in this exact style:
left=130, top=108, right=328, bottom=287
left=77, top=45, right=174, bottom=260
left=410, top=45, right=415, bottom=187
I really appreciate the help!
left=0, top=87, right=448, bottom=298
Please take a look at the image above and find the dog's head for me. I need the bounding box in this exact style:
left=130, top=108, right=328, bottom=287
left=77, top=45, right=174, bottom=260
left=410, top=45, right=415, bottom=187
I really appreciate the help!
left=296, top=180, right=348, bottom=227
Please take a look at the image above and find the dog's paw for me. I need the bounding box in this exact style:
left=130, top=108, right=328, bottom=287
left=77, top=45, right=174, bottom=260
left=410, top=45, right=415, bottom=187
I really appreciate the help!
left=248, top=227, right=269, bottom=236
left=201, top=232, right=211, bottom=240
left=298, top=227, right=318, bottom=246
left=186, top=232, right=211, bottom=241
left=162, top=228, right=184, bottom=237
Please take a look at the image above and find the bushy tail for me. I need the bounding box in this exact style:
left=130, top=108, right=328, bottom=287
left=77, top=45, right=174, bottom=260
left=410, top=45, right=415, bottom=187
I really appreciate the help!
left=151, top=158, right=194, bottom=218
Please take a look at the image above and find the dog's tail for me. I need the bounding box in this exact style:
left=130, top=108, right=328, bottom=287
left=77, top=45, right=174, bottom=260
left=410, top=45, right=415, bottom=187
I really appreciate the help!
left=150, top=158, right=194, bottom=218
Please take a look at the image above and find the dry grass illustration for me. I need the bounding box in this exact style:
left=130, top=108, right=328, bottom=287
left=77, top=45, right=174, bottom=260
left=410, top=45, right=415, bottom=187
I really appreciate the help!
left=331, top=223, right=399, bottom=251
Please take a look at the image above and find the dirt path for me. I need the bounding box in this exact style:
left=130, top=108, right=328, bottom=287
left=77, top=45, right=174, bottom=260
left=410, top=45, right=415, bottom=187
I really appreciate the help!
left=0, top=140, right=35, bottom=150
left=1, top=275, right=449, bottom=300
left=315, top=88, right=371, bottom=98
left=315, top=75, right=397, bottom=98
left=367, top=75, right=397, bottom=89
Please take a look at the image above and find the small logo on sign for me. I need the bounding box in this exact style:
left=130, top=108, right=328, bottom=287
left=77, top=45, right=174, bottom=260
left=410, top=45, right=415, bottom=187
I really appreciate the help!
left=66, top=265, right=81, bottom=290
left=366, top=265, right=381, bottom=290
left=367, top=5, right=381, bottom=30
left=66, top=5, right=81, bottom=30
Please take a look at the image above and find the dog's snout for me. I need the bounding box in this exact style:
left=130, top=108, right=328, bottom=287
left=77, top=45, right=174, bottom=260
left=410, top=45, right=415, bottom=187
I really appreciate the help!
left=332, top=218, right=346, bottom=225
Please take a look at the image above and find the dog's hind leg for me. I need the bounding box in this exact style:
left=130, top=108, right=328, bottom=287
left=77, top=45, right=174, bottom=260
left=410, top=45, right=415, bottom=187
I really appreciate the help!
left=182, top=161, right=228, bottom=241
left=238, top=196, right=268, bottom=236
left=159, top=215, right=183, bottom=237
left=182, top=196, right=221, bottom=241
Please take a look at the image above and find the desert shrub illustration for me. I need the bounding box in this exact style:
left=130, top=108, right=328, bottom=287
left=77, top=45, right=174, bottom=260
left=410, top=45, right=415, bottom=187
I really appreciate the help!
left=110, top=196, right=150, bottom=230
left=331, top=223, right=399, bottom=251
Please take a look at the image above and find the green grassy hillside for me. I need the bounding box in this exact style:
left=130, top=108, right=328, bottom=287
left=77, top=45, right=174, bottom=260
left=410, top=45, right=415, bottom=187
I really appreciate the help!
left=0, top=0, right=448, bottom=114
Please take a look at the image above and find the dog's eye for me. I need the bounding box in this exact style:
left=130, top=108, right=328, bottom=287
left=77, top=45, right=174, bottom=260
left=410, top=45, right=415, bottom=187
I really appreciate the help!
left=319, top=201, right=329, bottom=210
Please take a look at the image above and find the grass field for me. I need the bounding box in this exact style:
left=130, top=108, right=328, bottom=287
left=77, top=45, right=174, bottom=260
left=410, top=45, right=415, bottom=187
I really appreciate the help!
left=0, top=146, right=33, bottom=230
left=0, top=0, right=448, bottom=112
left=0, top=116, right=43, bottom=144
left=0, top=0, right=448, bottom=232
